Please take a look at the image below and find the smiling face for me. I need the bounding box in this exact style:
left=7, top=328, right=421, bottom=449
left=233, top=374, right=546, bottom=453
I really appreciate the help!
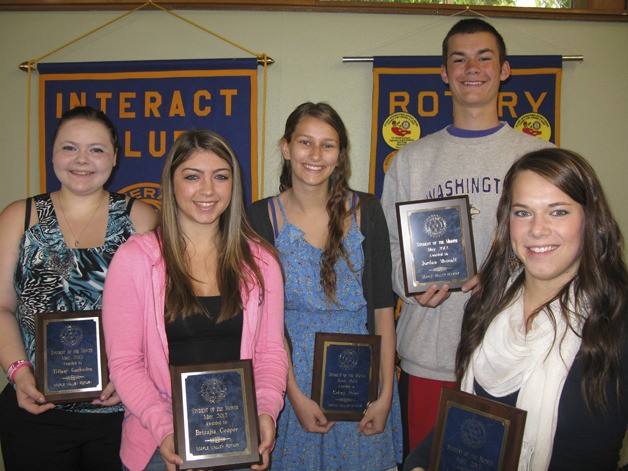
left=281, top=116, right=340, bottom=191
left=510, top=170, right=585, bottom=294
left=173, top=150, right=233, bottom=235
left=441, top=31, right=510, bottom=113
left=52, top=118, right=117, bottom=196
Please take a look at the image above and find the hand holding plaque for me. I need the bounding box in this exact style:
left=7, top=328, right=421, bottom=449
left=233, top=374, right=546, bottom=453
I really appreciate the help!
left=170, top=360, right=261, bottom=470
left=311, top=332, right=381, bottom=421
left=429, top=389, right=526, bottom=471
left=396, top=196, right=477, bottom=296
left=34, top=310, right=108, bottom=403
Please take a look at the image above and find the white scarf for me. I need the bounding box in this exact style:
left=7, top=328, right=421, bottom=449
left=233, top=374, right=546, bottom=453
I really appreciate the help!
left=461, top=290, right=582, bottom=471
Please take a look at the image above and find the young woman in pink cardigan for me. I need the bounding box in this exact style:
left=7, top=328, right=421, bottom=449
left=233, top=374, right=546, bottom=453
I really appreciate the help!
left=102, top=130, right=288, bottom=471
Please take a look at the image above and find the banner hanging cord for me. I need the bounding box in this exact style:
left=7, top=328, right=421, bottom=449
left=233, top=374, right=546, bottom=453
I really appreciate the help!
left=261, top=55, right=269, bottom=200
left=25, top=62, right=33, bottom=197
left=20, top=0, right=272, bottom=199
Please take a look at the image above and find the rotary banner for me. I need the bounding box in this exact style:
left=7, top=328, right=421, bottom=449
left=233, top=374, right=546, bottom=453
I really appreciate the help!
left=38, top=58, right=258, bottom=207
left=370, top=55, right=561, bottom=197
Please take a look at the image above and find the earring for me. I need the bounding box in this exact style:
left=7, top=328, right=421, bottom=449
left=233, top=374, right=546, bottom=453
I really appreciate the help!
left=508, top=251, right=523, bottom=277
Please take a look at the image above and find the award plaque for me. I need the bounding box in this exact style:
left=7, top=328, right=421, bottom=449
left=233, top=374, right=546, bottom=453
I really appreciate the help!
left=311, top=332, right=380, bottom=421
left=170, top=360, right=261, bottom=470
left=396, top=196, right=477, bottom=296
left=34, top=310, right=108, bottom=403
left=429, top=388, right=527, bottom=471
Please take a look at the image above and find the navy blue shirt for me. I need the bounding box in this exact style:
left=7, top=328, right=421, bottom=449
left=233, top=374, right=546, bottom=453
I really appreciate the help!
left=404, top=343, right=628, bottom=471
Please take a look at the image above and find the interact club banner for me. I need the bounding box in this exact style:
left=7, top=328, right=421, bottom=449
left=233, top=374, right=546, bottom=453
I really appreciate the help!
left=38, top=58, right=258, bottom=207
left=370, top=55, right=562, bottom=197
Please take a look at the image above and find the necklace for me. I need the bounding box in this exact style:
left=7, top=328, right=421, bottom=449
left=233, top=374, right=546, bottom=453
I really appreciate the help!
left=57, top=191, right=107, bottom=248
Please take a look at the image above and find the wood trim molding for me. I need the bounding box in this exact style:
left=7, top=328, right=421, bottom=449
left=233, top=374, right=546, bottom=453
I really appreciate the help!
left=0, top=1, right=626, bottom=21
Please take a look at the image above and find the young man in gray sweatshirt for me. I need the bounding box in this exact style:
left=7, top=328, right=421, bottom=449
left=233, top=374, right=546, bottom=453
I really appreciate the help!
left=380, top=18, right=554, bottom=458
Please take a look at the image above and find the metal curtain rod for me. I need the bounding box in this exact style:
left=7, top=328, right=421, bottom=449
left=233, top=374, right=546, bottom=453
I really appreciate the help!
left=343, top=55, right=583, bottom=62
left=19, top=56, right=274, bottom=71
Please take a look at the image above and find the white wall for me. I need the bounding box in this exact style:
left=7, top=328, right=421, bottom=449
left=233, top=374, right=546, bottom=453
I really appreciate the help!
left=0, top=10, right=627, bottom=238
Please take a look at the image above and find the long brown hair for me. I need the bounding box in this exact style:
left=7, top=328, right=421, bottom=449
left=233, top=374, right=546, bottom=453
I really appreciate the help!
left=279, top=102, right=354, bottom=304
left=456, top=148, right=627, bottom=414
left=158, top=129, right=275, bottom=323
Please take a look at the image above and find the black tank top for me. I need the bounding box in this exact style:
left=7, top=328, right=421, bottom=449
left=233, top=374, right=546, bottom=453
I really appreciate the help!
left=166, top=296, right=242, bottom=365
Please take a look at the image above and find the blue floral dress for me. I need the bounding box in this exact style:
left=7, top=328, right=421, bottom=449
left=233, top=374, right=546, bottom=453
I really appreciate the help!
left=13, top=192, right=136, bottom=413
left=271, top=196, right=402, bottom=470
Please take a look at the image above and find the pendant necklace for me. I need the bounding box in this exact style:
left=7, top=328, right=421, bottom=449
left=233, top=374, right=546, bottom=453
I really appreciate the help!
left=57, top=192, right=107, bottom=248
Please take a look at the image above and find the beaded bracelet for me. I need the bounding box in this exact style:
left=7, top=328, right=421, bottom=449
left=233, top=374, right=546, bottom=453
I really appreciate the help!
left=7, top=359, right=34, bottom=384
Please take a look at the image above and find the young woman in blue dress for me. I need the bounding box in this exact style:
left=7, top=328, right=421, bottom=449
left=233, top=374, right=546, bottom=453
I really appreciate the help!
left=248, top=102, right=402, bottom=470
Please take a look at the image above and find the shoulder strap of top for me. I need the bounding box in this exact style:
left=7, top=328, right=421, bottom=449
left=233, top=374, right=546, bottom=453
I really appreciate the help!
left=24, top=197, right=33, bottom=231
left=106, top=192, right=128, bottom=217
left=124, top=195, right=135, bottom=216
left=350, top=191, right=359, bottom=223
left=275, top=194, right=288, bottom=221
left=34, top=194, right=55, bottom=227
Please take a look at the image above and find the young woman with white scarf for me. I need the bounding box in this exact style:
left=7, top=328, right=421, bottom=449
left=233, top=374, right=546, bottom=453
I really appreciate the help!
left=405, top=148, right=627, bottom=471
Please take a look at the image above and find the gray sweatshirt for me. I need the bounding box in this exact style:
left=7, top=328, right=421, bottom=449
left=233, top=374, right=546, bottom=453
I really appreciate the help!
left=381, top=123, right=554, bottom=381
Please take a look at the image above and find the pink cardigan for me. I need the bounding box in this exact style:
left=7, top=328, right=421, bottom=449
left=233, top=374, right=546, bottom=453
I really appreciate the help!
left=102, top=231, right=287, bottom=471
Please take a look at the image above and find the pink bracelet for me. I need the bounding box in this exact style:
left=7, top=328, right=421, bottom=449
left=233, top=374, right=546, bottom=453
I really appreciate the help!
left=7, top=359, right=34, bottom=384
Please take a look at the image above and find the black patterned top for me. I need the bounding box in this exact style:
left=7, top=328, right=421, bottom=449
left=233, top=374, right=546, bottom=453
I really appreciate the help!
left=14, top=192, right=136, bottom=413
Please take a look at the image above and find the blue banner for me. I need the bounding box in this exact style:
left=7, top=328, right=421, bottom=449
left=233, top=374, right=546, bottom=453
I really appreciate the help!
left=370, top=55, right=561, bottom=197
left=39, top=58, right=258, bottom=207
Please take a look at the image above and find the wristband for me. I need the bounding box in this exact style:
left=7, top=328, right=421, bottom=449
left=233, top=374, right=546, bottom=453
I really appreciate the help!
left=7, top=359, right=34, bottom=384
